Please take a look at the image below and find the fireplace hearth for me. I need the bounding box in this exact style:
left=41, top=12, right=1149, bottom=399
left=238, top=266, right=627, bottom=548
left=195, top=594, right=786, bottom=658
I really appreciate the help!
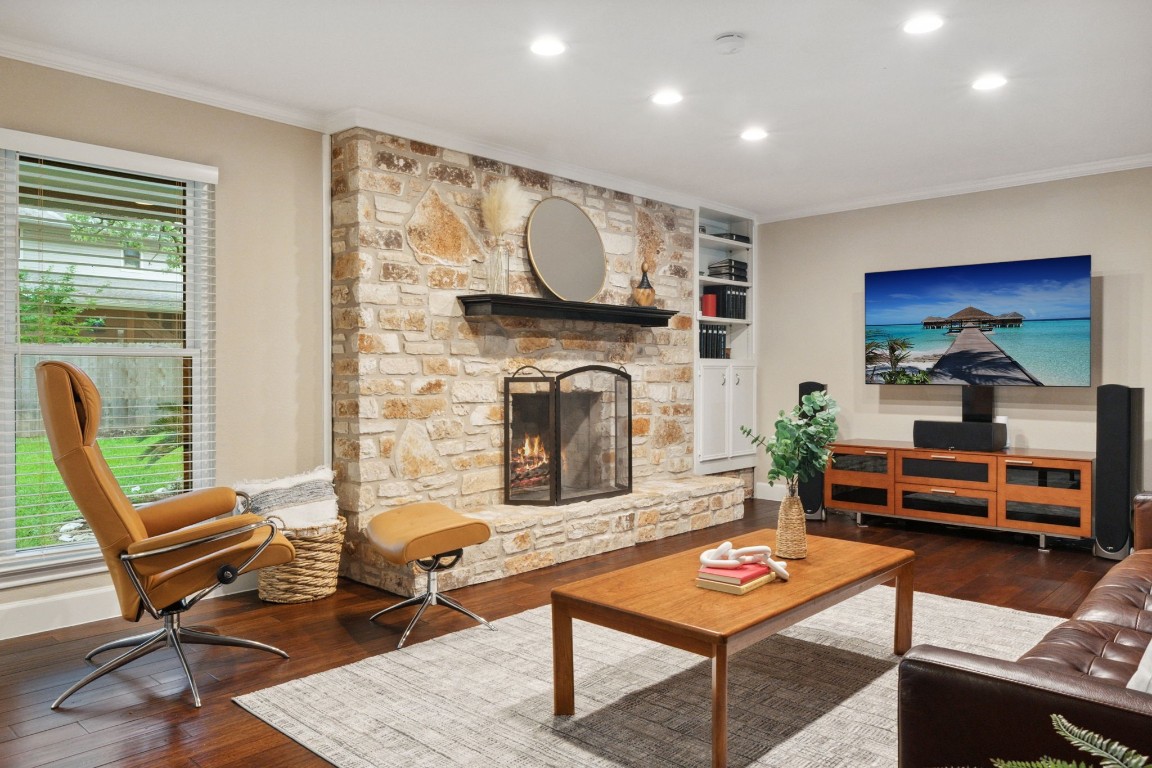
left=504, top=365, right=631, bottom=505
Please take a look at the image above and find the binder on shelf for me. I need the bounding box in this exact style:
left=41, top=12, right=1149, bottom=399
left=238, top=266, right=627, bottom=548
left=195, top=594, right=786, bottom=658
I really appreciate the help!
left=707, top=258, right=749, bottom=282
left=701, top=286, right=747, bottom=320
left=713, top=233, right=751, bottom=244
left=699, top=323, right=728, bottom=359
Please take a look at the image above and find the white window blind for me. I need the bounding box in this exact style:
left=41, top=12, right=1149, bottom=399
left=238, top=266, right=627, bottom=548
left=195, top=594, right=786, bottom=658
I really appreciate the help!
left=0, top=134, right=217, bottom=583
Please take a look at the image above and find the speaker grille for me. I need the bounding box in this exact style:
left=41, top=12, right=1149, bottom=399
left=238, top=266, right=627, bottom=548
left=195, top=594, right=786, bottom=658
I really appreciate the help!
left=1094, top=385, right=1144, bottom=555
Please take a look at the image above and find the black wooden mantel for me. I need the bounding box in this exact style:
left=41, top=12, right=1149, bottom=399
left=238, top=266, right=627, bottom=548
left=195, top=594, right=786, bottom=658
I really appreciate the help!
left=458, top=294, right=678, bottom=327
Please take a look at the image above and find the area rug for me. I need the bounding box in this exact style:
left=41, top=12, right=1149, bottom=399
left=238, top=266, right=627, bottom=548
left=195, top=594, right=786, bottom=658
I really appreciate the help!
left=235, top=588, right=1060, bottom=767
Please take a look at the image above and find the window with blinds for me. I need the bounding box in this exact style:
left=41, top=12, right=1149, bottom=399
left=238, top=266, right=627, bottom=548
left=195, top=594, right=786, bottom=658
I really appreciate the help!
left=0, top=134, right=216, bottom=581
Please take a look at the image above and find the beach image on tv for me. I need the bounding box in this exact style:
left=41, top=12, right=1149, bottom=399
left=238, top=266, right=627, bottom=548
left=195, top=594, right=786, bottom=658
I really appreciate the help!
left=864, top=255, right=1091, bottom=386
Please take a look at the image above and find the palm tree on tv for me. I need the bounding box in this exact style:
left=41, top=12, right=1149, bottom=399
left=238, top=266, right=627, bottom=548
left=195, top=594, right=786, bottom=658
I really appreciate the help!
left=866, top=335, right=930, bottom=384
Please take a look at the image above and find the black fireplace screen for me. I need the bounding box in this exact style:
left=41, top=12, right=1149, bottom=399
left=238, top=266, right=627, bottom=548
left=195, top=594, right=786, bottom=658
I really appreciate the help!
left=504, top=365, right=631, bottom=505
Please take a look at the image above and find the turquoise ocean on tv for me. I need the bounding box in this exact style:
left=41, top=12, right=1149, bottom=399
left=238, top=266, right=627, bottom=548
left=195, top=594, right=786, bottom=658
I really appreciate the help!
left=865, top=318, right=1091, bottom=386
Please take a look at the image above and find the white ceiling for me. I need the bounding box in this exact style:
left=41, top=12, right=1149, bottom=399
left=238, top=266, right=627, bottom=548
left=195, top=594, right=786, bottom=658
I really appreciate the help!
left=2, top=0, right=1151, bottom=222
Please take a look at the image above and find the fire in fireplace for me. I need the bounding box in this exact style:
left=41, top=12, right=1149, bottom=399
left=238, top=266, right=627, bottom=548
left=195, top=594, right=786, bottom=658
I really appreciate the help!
left=504, top=365, right=631, bottom=505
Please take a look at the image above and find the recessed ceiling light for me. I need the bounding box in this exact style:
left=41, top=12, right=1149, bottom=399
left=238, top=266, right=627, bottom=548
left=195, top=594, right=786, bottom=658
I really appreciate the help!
left=972, top=74, right=1008, bottom=90
left=741, top=127, right=768, bottom=141
left=530, top=36, right=566, bottom=56
left=651, top=89, right=683, bottom=105
left=903, top=14, right=944, bottom=34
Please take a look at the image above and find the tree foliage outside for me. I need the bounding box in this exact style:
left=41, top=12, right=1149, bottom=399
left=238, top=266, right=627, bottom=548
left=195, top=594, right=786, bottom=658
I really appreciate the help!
left=17, top=267, right=100, bottom=344
left=741, top=390, right=840, bottom=497
left=66, top=212, right=185, bottom=271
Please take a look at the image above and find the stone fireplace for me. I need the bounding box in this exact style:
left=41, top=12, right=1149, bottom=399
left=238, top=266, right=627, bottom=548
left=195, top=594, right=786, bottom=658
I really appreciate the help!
left=329, top=127, right=745, bottom=596
left=504, top=364, right=631, bottom=505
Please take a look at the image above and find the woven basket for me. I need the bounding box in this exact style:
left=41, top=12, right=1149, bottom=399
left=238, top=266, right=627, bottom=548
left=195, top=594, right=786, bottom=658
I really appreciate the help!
left=774, top=495, right=808, bottom=559
left=258, top=516, right=347, bottom=603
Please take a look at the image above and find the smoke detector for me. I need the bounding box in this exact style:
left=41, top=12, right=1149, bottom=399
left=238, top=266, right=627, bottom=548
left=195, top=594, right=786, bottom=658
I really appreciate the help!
left=714, top=33, right=745, bottom=55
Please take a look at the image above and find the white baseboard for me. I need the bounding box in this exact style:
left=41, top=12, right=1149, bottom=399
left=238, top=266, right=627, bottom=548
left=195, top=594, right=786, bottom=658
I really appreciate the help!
left=755, top=482, right=786, bottom=501
left=0, top=572, right=258, bottom=641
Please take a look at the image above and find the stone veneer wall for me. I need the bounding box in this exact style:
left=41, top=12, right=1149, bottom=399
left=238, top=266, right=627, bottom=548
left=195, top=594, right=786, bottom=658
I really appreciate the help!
left=330, top=127, right=724, bottom=588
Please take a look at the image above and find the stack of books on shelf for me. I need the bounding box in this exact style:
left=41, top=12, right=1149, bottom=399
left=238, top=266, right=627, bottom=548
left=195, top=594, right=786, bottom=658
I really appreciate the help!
left=707, top=258, right=748, bottom=282
left=699, top=323, right=728, bottom=359
left=695, top=561, right=776, bottom=595
left=702, top=285, right=747, bottom=319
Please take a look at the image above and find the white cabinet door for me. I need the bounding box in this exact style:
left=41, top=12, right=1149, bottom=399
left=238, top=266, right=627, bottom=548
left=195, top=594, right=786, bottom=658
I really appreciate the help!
left=728, top=364, right=757, bottom=457
left=697, top=363, right=729, bottom=461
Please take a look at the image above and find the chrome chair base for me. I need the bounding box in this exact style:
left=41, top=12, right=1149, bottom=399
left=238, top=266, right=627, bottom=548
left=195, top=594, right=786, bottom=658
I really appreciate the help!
left=369, top=555, right=495, bottom=649
left=53, top=612, right=288, bottom=709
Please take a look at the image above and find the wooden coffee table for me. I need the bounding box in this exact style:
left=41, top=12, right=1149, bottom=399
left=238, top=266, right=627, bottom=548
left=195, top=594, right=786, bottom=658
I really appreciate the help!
left=551, top=531, right=915, bottom=768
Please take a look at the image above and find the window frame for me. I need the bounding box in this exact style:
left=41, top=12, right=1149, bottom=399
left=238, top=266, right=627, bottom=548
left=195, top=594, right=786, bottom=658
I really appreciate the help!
left=0, top=129, right=218, bottom=587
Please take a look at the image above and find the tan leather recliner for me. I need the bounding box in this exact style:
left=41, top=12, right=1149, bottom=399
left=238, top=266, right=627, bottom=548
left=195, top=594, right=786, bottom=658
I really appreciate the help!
left=35, top=360, right=295, bottom=709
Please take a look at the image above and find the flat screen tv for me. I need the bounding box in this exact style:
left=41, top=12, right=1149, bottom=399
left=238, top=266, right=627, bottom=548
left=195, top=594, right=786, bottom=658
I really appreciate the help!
left=864, top=255, right=1091, bottom=386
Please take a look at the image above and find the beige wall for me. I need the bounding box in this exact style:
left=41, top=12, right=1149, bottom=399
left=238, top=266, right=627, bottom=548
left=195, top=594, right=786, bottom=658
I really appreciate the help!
left=0, top=58, right=327, bottom=612
left=756, top=168, right=1152, bottom=486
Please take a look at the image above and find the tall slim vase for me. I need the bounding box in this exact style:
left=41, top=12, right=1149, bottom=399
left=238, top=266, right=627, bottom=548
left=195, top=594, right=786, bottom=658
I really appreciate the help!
left=775, top=494, right=808, bottom=559
left=486, top=239, right=510, bottom=294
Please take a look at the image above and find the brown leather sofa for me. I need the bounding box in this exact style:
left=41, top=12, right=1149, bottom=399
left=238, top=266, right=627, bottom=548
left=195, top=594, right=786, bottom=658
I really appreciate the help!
left=899, top=492, right=1152, bottom=767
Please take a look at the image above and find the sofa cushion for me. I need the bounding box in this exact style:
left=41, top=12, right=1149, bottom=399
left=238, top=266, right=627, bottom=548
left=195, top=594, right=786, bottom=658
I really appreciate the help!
left=1072, top=550, right=1152, bottom=631
left=1018, top=618, right=1151, bottom=686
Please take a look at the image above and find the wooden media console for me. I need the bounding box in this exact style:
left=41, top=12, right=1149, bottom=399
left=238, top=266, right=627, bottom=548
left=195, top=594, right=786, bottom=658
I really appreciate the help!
left=824, top=439, right=1094, bottom=545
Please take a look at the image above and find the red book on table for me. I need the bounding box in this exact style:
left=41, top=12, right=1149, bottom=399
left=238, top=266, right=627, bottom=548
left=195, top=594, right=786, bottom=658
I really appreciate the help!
left=697, top=562, right=771, bottom=585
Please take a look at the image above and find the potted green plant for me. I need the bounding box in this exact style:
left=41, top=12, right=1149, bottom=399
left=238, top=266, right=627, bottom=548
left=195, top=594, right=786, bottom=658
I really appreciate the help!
left=741, top=390, right=839, bottom=558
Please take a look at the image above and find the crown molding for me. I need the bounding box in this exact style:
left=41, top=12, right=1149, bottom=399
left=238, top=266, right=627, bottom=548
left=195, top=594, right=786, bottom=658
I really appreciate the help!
left=13, top=36, right=1141, bottom=227
left=0, top=35, right=326, bottom=132
left=0, top=33, right=753, bottom=219
left=760, top=153, right=1152, bottom=223
left=324, top=108, right=759, bottom=220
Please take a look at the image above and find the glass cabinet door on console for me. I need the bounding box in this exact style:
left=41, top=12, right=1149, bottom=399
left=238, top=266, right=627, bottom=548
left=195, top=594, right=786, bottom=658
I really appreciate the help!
left=997, top=456, right=1093, bottom=537
left=825, top=444, right=894, bottom=514
left=894, top=449, right=997, bottom=526
left=895, top=449, right=997, bottom=491
left=895, top=484, right=997, bottom=526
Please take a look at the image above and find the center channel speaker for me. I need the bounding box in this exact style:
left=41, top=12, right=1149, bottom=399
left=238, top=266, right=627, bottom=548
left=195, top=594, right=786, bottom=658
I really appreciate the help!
left=1094, top=384, right=1144, bottom=560
left=798, top=381, right=827, bottom=521
left=912, top=420, right=1007, bottom=452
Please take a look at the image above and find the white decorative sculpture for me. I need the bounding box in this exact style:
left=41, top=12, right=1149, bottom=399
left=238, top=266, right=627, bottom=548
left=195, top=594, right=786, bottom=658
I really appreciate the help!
left=700, top=541, right=790, bottom=581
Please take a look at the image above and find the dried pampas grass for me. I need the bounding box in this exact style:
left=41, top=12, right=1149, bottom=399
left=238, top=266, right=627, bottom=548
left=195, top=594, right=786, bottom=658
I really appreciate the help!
left=481, top=178, right=527, bottom=238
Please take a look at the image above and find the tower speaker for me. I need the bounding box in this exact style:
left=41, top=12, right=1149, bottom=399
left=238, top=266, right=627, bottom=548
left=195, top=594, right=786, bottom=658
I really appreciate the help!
left=798, top=381, right=827, bottom=521
left=1094, top=384, right=1144, bottom=559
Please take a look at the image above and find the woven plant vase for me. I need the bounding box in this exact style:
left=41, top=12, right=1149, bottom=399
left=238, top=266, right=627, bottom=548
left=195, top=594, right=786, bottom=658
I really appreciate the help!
left=775, top=494, right=808, bottom=559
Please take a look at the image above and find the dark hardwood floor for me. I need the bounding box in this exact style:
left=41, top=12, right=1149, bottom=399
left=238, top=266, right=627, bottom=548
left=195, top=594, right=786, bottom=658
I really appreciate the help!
left=0, top=501, right=1114, bottom=767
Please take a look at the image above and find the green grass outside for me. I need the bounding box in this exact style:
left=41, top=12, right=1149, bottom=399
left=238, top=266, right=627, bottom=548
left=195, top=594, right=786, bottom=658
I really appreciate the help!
left=15, top=435, right=186, bottom=550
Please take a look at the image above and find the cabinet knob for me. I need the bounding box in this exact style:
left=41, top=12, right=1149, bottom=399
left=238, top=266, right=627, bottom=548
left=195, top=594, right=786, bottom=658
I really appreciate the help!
left=735, top=373, right=741, bottom=385
left=721, top=374, right=726, bottom=386
left=929, top=454, right=957, bottom=461
left=1004, top=459, right=1034, bottom=466
left=929, top=488, right=957, bottom=495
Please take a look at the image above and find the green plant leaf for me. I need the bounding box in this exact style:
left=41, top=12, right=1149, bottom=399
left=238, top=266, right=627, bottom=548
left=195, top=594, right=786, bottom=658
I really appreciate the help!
left=1052, top=715, right=1149, bottom=768
left=742, top=391, right=839, bottom=493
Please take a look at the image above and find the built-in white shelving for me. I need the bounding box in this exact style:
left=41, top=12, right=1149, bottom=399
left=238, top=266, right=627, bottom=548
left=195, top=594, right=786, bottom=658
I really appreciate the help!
left=694, top=208, right=757, bottom=475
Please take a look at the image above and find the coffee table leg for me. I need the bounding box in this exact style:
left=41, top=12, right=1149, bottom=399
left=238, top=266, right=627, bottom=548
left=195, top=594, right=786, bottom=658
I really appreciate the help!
left=552, top=601, right=575, bottom=715
left=712, top=646, right=728, bottom=768
left=893, top=561, right=914, bottom=655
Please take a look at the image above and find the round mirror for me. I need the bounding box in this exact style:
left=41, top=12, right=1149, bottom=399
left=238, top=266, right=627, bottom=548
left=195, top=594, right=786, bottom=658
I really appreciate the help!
left=525, top=197, right=606, bottom=302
